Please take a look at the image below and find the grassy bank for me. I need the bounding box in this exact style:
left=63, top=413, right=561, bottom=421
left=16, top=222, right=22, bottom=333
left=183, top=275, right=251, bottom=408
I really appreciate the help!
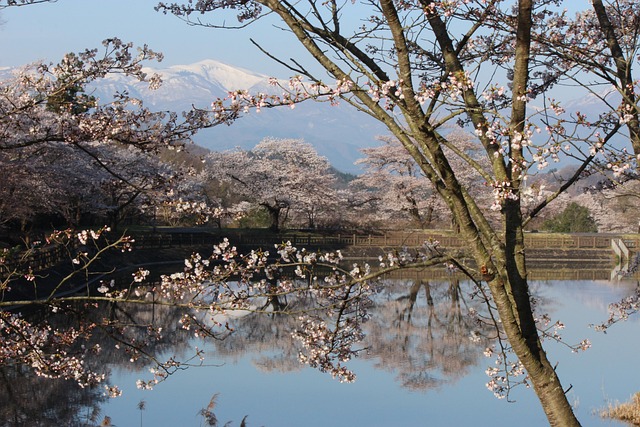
left=601, top=393, right=640, bottom=426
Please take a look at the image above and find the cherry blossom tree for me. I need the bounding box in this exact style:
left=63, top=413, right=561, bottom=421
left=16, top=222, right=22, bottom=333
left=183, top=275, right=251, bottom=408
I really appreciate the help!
left=0, top=137, right=181, bottom=234
left=352, top=130, right=490, bottom=229
left=0, top=36, right=252, bottom=239
left=574, top=182, right=640, bottom=233
left=90, top=145, right=177, bottom=229
left=351, top=136, right=446, bottom=228
left=154, top=1, right=640, bottom=424
left=0, top=149, right=65, bottom=230
left=205, top=138, right=338, bottom=231
left=0, top=36, right=244, bottom=206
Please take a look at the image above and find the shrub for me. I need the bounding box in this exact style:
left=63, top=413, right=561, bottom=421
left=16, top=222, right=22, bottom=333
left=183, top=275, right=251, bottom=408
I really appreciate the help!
left=541, top=202, right=598, bottom=233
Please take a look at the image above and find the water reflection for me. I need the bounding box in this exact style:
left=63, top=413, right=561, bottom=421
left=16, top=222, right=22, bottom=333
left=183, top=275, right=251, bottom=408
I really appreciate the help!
left=0, top=366, right=105, bottom=426
left=201, top=278, right=493, bottom=389
left=362, top=279, right=492, bottom=390
left=0, top=297, right=195, bottom=427
left=1, top=276, right=638, bottom=427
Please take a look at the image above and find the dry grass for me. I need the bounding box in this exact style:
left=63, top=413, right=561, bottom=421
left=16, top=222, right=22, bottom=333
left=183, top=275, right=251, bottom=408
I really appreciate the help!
left=601, top=393, right=640, bottom=426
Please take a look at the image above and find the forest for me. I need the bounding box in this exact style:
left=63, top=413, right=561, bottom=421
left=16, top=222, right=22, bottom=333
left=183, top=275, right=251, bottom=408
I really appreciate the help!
left=2, top=129, right=638, bottom=244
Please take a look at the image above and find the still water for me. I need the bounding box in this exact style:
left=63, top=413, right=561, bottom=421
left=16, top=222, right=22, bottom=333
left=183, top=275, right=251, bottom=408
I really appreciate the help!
left=2, top=277, right=639, bottom=426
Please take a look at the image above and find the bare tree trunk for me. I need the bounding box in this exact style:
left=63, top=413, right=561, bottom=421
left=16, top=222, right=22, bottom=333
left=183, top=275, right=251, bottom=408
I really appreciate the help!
left=261, top=203, right=281, bottom=232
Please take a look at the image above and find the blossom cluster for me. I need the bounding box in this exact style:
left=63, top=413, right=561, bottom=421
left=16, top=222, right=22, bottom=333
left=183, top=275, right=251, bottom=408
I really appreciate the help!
left=594, top=286, right=640, bottom=332
left=489, top=180, right=519, bottom=211
left=292, top=316, right=364, bottom=383
left=210, top=75, right=356, bottom=120
left=379, top=239, right=443, bottom=268
left=367, top=79, right=404, bottom=110
left=167, top=198, right=230, bottom=225
left=484, top=349, right=529, bottom=400
left=77, top=226, right=111, bottom=245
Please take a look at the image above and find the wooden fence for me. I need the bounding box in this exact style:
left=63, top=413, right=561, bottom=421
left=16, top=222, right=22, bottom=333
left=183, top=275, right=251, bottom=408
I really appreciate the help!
left=228, top=231, right=640, bottom=254
left=131, top=230, right=640, bottom=251
left=381, top=266, right=618, bottom=282
left=1, top=244, right=70, bottom=275
left=3, top=230, right=638, bottom=275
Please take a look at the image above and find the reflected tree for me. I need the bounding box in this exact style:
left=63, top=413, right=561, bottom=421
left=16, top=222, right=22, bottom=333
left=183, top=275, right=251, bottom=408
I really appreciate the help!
left=0, top=365, right=106, bottom=427
left=364, top=278, right=492, bottom=391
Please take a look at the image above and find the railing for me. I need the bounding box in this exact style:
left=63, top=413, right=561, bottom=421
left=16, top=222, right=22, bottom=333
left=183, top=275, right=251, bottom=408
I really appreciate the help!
left=243, top=232, right=637, bottom=251
left=383, top=266, right=618, bottom=281
left=3, top=230, right=639, bottom=275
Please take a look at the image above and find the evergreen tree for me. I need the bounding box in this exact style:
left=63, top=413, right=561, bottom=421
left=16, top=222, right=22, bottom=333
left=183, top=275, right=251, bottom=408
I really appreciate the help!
left=542, top=202, right=598, bottom=233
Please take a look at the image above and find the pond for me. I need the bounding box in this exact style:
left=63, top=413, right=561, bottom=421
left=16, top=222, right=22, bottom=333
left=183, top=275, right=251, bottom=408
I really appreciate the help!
left=1, top=275, right=638, bottom=427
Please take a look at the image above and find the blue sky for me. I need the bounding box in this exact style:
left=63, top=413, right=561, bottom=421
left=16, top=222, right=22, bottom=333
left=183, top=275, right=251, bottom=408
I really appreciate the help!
left=1, top=1, right=590, bottom=77
left=0, top=0, right=304, bottom=76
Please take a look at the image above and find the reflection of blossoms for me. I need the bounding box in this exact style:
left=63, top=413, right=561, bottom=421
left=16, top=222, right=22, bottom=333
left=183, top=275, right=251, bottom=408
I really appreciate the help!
left=3, top=228, right=450, bottom=395
left=0, top=311, right=104, bottom=388
left=104, top=385, right=122, bottom=398
left=363, top=279, right=492, bottom=392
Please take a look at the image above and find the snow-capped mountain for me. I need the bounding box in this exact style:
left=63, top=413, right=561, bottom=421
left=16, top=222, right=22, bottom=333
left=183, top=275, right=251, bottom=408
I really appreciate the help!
left=88, top=59, right=387, bottom=172
left=561, top=86, right=621, bottom=116
left=95, top=60, right=267, bottom=108
left=0, top=59, right=385, bottom=172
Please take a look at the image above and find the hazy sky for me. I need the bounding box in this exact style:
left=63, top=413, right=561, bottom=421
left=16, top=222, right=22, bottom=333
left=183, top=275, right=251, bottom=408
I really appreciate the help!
left=0, top=0, right=307, bottom=76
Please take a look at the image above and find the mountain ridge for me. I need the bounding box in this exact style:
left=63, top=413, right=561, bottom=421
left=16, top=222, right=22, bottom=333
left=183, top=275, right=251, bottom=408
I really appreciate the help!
left=98, top=59, right=387, bottom=173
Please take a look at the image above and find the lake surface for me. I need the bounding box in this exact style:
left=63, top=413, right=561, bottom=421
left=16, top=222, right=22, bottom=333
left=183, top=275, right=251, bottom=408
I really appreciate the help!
left=1, top=276, right=639, bottom=426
